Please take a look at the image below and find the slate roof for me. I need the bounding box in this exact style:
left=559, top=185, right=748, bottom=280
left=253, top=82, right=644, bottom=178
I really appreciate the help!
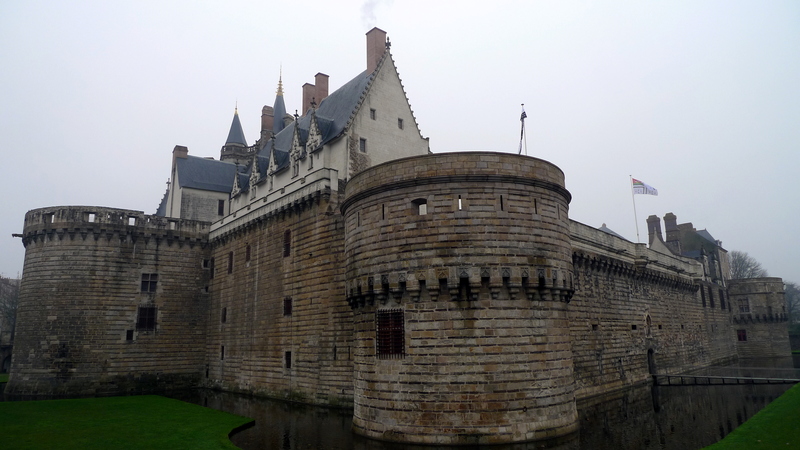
left=598, top=223, right=628, bottom=240
left=251, top=69, right=375, bottom=178
left=273, top=95, right=286, bottom=134
left=155, top=188, right=168, bottom=216
left=696, top=229, right=717, bottom=245
left=225, top=110, right=247, bottom=146
left=176, top=156, right=240, bottom=192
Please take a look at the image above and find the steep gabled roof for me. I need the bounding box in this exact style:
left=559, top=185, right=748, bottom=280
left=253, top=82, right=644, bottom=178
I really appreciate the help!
left=176, top=155, right=239, bottom=192
left=598, top=223, right=628, bottom=241
left=225, top=109, right=247, bottom=146
left=155, top=188, right=168, bottom=216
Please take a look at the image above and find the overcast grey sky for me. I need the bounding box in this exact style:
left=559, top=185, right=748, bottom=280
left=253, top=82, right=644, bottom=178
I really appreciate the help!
left=1, top=1, right=798, bottom=284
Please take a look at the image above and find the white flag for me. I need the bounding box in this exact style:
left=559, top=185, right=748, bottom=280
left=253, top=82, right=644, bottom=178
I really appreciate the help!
left=632, top=178, right=658, bottom=196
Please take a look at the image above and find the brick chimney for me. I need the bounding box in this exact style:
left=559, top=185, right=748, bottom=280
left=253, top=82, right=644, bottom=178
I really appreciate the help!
left=172, top=145, right=188, bottom=166
left=646, top=215, right=662, bottom=245
left=315, top=73, right=329, bottom=105
left=261, top=105, right=274, bottom=137
left=663, top=212, right=682, bottom=254
left=302, top=83, right=315, bottom=116
left=366, top=27, right=387, bottom=73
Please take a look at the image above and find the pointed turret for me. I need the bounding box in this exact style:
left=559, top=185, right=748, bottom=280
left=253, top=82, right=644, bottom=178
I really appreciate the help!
left=220, top=106, right=251, bottom=165
left=226, top=107, right=248, bottom=146
left=273, top=74, right=287, bottom=134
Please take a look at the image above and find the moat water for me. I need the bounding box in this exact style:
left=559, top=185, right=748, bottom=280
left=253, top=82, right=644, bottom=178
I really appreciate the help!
left=2, top=357, right=798, bottom=449
left=175, top=357, right=800, bottom=450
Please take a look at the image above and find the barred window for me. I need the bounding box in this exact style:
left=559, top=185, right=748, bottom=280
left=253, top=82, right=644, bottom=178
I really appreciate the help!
left=283, top=297, right=293, bottom=316
left=283, top=230, right=291, bottom=257
left=136, top=306, right=157, bottom=331
left=737, top=329, right=747, bottom=342
left=376, top=309, right=405, bottom=359
left=141, top=274, right=158, bottom=293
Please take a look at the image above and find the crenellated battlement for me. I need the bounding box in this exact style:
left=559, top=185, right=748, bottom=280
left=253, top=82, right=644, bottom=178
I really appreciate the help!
left=21, top=206, right=209, bottom=248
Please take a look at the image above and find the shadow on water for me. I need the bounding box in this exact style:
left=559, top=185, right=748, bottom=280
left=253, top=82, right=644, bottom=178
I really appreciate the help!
left=171, top=357, right=798, bottom=450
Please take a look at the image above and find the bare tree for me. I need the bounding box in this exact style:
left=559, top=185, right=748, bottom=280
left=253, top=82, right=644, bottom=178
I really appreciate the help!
left=785, top=281, right=800, bottom=325
left=0, top=275, right=20, bottom=343
left=729, top=250, right=768, bottom=279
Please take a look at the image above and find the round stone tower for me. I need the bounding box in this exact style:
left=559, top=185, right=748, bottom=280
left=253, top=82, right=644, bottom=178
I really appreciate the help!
left=341, top=152, right=577, bottom=445
left=7, top=206, right=210, bottom=397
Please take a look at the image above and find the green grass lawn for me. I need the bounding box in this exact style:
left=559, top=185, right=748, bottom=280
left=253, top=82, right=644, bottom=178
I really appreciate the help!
left=0, top=395, right=253, bottom=450
left=704, top=383, right=800, bottom=449
left=0, top=373, right=8, bottom=383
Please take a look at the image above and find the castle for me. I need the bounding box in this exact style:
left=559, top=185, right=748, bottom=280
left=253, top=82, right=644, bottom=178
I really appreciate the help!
left=6, top=29, right=791, bottom=446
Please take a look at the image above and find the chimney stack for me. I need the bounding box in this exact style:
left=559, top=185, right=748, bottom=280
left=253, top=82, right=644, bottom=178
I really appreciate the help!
left=646, top=215, right=662, bottom=245
left=366, top=27, right=387, bottom=73
left=261, top=105, right=274, bottom=137
left=302, top=82, right=315, bottom=116
left=663, top=212, right=682, bottom=254
left=315, top=73, right=329, bottom=105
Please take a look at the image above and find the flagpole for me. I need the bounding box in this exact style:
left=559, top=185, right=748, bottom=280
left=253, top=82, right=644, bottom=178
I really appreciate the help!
left=630, top=175, right=641, bottom=243
left=519, top=104, right=527, bottom=155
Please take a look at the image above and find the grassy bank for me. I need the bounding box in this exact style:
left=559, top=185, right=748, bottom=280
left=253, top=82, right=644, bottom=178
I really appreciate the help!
left=704, top=382, right=800, bottom=449
left=0, top=395, right=252, bottom=449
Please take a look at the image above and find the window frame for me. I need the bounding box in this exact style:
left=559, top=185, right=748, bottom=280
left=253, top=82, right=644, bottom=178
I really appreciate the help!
left=376, top=309, right=405, bottom=359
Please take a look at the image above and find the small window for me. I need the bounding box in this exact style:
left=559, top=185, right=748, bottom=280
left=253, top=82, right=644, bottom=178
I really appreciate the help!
left=43, top=213, right=54, bottom=224
left=218, top=199, right=225, bottom=216
left=737, top=329, right=747, bottom=342
left=228, top=251, right=234, bottom=274
left=458, top=195, right=462, bottom=211
left=126, top=330, right=134, bottom=341
left=370, top=108, right=376, bottom=120
left=221, top=307, right=227, bottom=323
left=283, top=297, right=293, bottom=316
left=283, top=230, right=291, bottom=257
left=631, top=324, right=637, bottom=330
left=397, top=118, right=404, bottom=129
left=136, top=306, right=157, bottom=331
left=499, top=195, right=504, bottom=211
left=87, top=212, right=96, bottom=223
left=376, top=309, right=405, bottom=359
left=128, top=217, right=136, bottom=226
left=533, top=198, right=538, bottom=215
left=739, top=298, right=750, bottom=313
left=381, top=204, right=385, bottom=220
left=245, top=244, right=251, bottom=262
left=285, top=351, right=292, bottom=369
left=359, top=138, right=367, bottom=153
left=220, top=345, right=225, bottom=360
left=141, top=274, right=158, bottom=293
left=412, top=198, right=427, bottom=216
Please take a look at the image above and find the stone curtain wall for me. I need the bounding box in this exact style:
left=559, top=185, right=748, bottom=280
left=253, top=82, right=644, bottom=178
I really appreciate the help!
left=342, top=153, right=578, bottom=445
left=570, top=221, right=737, bottom=399
left=728, top=278, right=791, bottom=359
left=7, top=206, right=209, bottom=396
left=205, top=189, right=354, bottom=406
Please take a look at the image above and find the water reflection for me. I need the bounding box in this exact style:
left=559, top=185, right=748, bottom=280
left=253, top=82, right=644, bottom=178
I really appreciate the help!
left=172, top=363, right=796, bottom=450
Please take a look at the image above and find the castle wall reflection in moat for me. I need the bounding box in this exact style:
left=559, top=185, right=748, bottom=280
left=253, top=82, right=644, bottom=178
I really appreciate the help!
left=176, top=361, right=797, bottom=450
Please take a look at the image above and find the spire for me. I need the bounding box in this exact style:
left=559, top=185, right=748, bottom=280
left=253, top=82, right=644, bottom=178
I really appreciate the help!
left=225, top=107, right=247, bottom=146
left=273, top=71, right=287, bottom=134
left=277, top=66, right=284, bottom=96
